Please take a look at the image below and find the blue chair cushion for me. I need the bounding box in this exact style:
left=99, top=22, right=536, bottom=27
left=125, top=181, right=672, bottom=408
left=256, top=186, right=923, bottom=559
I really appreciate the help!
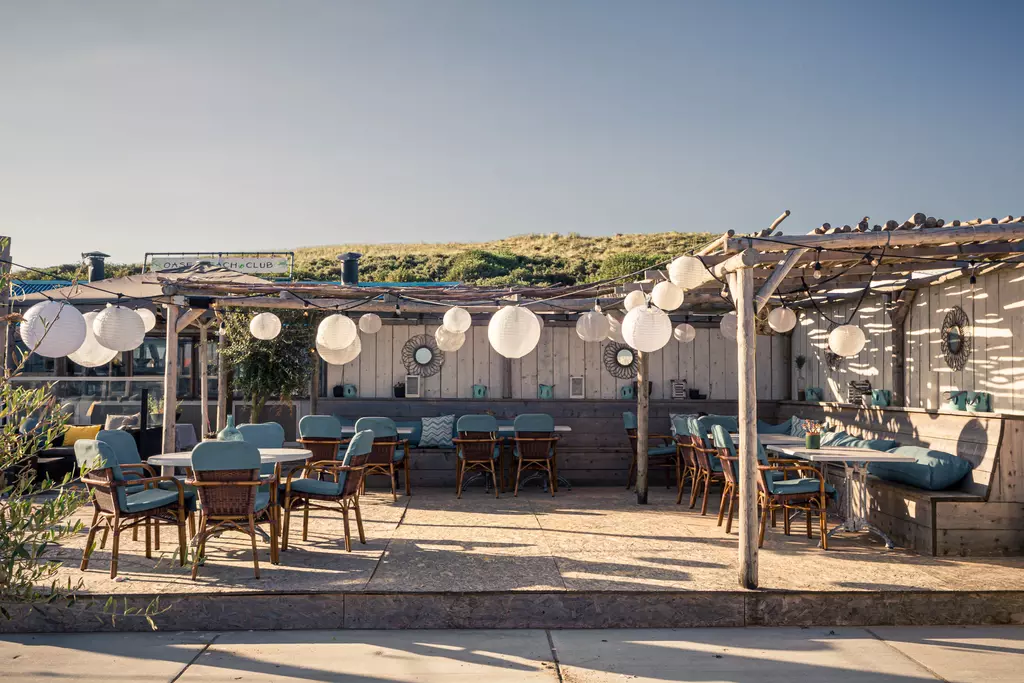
left=869, top=446, right=972, bottom=491
left=648, top=445, right=677, bottom=457
left=299, top=415, right=342, bottom=439
left=283, top=478, right=344, bottom=497
left=515, top=413, right=555, bottom=432
left=237, top=423, right=285, bottom=449
left=394, top=420, right=423, bottom=447
left=757, top=419, right=792, bottom=435
left=769, top=477, right=825, bottom=496
left=706, top=415, right=739, bottom=433
left=97, top=429, right=143, bottom=465
left=254, top=491, right=271, bottom=513
left=124, top=488, right=179, bottom=513
left=822, top=430, right=898, bottom=452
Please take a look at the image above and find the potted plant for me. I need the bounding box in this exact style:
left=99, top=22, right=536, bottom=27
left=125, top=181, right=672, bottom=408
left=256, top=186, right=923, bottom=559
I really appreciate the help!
left=332, top=384, right=344, bottom=398
left=393, top=381, right=406, bottom=398
left=803, top=419, right=822, bottom=449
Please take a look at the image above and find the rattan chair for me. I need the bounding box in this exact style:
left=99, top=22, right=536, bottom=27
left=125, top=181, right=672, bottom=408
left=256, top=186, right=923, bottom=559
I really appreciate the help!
left=187, top=441, right=280, bottom=580
left=623, top=411, right=679, bottom=490
left=686, top=416, right=727, bottom=515
left=75, top=440, right=189, bottom=579
left=281, top=429, right=372, bottom=552
left=97, top=429, right=197, bottom=546
left=297, top=415, right=344, bottom=480
left=670, top=416, right=700, bottom=505
left=355, top=417, right=409, bottom=500
left=452, top=414, right=501, bottom=498
left=511, top=413, right=560, bottom=496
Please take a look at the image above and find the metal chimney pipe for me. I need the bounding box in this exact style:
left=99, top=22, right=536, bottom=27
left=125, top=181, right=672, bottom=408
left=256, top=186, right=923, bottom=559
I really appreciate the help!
left=337, top=252, right=362, bottom=285
left=81, top=252, right=110, bottom=282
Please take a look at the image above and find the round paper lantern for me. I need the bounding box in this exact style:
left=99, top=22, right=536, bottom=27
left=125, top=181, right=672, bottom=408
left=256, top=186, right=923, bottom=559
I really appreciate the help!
left=358, top=313, right=382, bottom=334
left=673, top=322, right=696, bottom=344
left=576, top=310, right=610, bottom=342
left=249, top=312, right=282, bottom=340
left=767, top=306, right=797, bottom=333
left=487, top=306, right=542, bottom=359
left=435, top=325, right=466, bottom=352
left=136, top=308, right=157, bottom=332
left=317, top=314, right=357, bottom=350
left=19, top=300, right=87, bottom=358
left=92, top=305, right=146, bottom=352
left=68, top=311, right=119, bottom=368
left=828, top=324, right=867, bottom=357
left=443, top=306, right=472, bottom=334
left=668, top=255, right=707, bottom=292
left=621, top=305, right=672, bottom=352
left=719, top=311, right=737, bottom=341
left=534, top=311, right=545, bottom=331
left=606, top=313, right=626, bottom=343
left=623, top=290, right=647, bottom=311
left=317, top=335, right=361, bottom=365
left=651, top=281, right=684, bottom=311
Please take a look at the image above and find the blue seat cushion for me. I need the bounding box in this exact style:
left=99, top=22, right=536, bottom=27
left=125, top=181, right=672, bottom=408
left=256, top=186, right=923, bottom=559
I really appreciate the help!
left=124, top=488, right=179, bottom=513
left=648, top=445, right=677, bottom=457
left=822, top=430, right=898, bottom=451
left=869, top=446, right=972, bottom=491
left=769, top=477, right=826, bottom=496
left=254, top=491, right=271, bottom=512
left=757, top=419, right=793, bottom=435
left=281, top=477, right=345, bottom=498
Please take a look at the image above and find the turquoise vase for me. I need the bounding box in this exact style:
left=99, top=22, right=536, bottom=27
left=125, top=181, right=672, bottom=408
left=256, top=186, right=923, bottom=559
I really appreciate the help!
left=218, top=415, right=243, bottom=442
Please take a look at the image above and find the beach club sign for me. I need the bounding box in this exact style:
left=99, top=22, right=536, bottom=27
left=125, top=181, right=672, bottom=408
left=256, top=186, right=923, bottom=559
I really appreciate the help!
left=146, top=253, right=292, bottom=275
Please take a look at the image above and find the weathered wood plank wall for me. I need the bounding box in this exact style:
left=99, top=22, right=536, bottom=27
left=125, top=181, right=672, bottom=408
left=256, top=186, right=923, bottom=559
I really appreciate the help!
left=324, top=322, right=790, bottom=402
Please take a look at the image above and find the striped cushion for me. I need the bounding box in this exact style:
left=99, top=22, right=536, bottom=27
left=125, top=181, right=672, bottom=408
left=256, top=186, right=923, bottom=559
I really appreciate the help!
left=419, top=415, right=455, bottom=448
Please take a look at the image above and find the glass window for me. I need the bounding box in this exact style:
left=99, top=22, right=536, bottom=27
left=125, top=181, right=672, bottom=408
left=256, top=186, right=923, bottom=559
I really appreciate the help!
left=12, top=341, right=55, bottom=374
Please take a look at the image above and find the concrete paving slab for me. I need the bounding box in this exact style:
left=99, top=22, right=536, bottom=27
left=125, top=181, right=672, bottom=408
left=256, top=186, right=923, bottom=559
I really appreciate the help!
left=551, top=627, right=938, bottom=682
left=871, top=626, right=1024, bottom=682
left=0, top=631, right=215, bottom=683
left=179, top=629, right=558, bottom=682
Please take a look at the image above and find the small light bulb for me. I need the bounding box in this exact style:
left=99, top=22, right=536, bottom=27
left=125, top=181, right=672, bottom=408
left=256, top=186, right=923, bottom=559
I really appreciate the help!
left=970, top=274, right=977, bottom=287
left=813, top=262, right=823, bottom=280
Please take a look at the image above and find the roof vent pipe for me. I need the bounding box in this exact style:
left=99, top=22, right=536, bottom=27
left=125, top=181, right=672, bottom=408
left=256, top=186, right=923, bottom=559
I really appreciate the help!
left=338, top=252, right=361, bottom=286
left=81, top=252, right=110, bottom=282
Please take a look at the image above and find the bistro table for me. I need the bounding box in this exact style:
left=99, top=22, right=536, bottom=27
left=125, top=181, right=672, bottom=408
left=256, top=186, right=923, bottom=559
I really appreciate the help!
left=147, top=447, right=313, bottom=477
left=760, top=439, right=917, bottom=549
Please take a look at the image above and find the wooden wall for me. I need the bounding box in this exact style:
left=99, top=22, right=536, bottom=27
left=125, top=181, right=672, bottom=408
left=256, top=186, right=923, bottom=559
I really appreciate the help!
left=790, top=265, right=1024, bottom=413
left=324, top=322, right=791, bottom=402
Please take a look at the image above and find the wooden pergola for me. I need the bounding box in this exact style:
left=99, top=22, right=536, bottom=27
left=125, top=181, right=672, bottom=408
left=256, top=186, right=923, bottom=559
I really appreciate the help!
left=154, top=213, right=1024, bottom=589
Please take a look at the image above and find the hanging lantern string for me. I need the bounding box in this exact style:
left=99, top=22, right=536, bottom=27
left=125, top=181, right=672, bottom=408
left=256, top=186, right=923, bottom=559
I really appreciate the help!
left=3, top=257, right=137, bottom=302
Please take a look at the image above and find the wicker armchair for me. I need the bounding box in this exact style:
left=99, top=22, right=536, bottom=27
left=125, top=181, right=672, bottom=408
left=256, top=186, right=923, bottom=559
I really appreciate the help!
left=623, top=411, right=679, bottom=490
left=452, top=415, right=501, bottom=498
left=355, top=417, right=409, bottom=500
left=281, top=429, right=372, bottom=552
left=75, top=440, right=189, bottom=579
left=187, top=441, right=280, bottom=580
left=297, top=415, right=344, bottom=481
left=685, top=416, right=727, bottom=515
left=511, top=413, right=560, bottom=496
left=670, top=417, right=700, bottom=506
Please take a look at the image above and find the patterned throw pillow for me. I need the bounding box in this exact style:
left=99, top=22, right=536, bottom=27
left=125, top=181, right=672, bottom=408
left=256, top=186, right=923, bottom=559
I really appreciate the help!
left=789, top=415, right=807, bottom=437
left=419, top=415, right=455, bottom=448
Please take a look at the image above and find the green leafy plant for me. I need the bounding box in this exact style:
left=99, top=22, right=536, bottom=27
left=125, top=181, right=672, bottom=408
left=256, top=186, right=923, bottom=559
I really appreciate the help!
left=219, top=309, right=316, bottom=419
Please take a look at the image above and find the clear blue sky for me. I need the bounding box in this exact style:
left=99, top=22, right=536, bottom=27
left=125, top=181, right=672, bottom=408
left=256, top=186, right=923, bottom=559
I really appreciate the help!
left=3, top=1, right=1022, bottom=268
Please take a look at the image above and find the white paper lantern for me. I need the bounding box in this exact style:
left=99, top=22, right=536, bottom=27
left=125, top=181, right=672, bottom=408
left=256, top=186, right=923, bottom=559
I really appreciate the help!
left=317, top=314, right=357, bottom=350
left=358, top=313, right=382, bottom=334
left=534, top=311, right=545, bottom=331
left=767, top=306, right=797, bottom=333
left=92, top=305, right=146, bottom=352
left=68, top=311, right=119, bottom=367
left=576, top=310, right=610, bottom=342
left=487, top=305, right=542, bottom=359
left=623, top=290, right=647, bottom=311
left=668, top=255, right=708, bottom=292
left=136, top=308, right=157, bottom=332
left=443, top=306, right=472, bottom=334
left=719, top=311, right=737, bottom=341
left=673, top=323, right=696, bottom=344
left=317, top=335, right=361, bottom=365
left=606, top=313, right=626, bottom=343
left=435, top=325, right=466, bottom=352
left=828, top=324, right=867, bottom=357
left=651, top=281, right=684, bottom=311
left=249, top=312, right=282, bottom=340
left=621, top=305, right=672, bottom=352
left=19, top=300, right=87, bottom=358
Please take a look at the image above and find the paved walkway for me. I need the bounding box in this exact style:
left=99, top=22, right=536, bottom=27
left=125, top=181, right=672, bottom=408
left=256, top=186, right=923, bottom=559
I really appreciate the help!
left=2, top=626, right=1022, bottom=682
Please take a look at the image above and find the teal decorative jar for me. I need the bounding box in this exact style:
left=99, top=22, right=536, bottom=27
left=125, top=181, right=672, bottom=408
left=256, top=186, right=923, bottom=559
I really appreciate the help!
left=805, top=433, right=821, bottom=450
left=218, top=415, right=244, bottom=442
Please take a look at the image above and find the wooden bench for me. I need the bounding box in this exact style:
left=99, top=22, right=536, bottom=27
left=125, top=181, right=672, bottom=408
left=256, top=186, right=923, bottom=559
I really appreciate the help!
left=776, top=401, right=1023, bottom=556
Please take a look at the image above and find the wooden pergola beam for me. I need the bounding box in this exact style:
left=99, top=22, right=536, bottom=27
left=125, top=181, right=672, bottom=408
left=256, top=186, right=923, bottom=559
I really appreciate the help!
left=754, top=248, right=808, bottom=313
left=725, top=223, right=1024, bottom=254
left=175, top=307, right=206, bottom=333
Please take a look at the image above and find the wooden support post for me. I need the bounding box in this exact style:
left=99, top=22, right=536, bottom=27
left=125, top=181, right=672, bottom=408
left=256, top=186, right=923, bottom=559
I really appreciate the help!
left=216, top=322, right=229, bottom=431
left=635, top=350, right=650, bottom=505
left=501, top=357, right=513, bottom=398
left=0, top=236, right=10, bottom=373
left=887, top=291, right=917, bottom=407
left=730, top=269, right=759, bottom=589
left=310, top=353, right=320, bottom=416
left=198, top=321, right=210, bottom=439
left=162, top=304, right=179, bottom=454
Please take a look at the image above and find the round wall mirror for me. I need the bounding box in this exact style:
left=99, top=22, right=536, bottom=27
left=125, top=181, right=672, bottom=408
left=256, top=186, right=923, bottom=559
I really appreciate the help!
left=402, top=334, right=445, bottom=377
left=946, top=328, right=962, bottom=354
left=616, top=348, right=635, bottom=367
left=603, top=342, right=639, bottom=379
left=414, top=347, right=434, bottom=365
left=941, top=305, right=972, bottom=371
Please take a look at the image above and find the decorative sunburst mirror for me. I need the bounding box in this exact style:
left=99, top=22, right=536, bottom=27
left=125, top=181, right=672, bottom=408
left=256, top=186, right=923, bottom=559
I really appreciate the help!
left=941, top=305, right=972, bottom=371
left=402, top=334, right=444, bottom=377
left=603, top=342, right=639, bottom=379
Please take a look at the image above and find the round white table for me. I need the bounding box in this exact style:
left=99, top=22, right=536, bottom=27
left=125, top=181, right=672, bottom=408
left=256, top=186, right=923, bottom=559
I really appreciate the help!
left=148, top=448, right=313, bottom=477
